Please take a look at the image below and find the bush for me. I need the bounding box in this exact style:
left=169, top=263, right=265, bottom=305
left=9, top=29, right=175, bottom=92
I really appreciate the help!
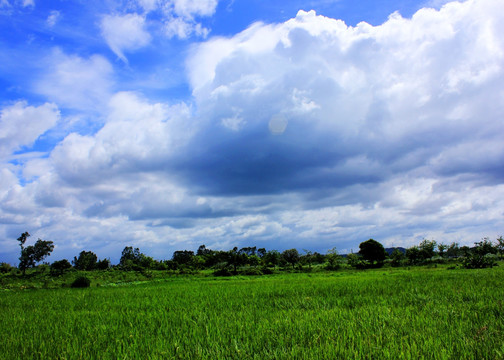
left=71, top=276, right=91, bottom=288
left=213, top=268, right=233, bottom=277
left=0, top=262, right=13, bottom=273
left=462, top=254, right=497, bottom=269
left=260, top=266, right=274, bottom=275
left=241, top=267, right=263, bottom=276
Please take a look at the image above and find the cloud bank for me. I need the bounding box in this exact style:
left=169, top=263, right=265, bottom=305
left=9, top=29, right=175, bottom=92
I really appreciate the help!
left=1, top=0, right=503, bottom=263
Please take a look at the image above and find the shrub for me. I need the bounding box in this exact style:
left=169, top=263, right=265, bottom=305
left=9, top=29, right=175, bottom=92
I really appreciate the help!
left=213, top=268, right=233, bottom=277
left=0, top=262, right=13, bottom=273
left=462, top=254, right=497, bottom=269
left=71, top=276, right=91, bottom=288
left=260, top=266, right=273, bottom=275
left=241, top=267, right=263, bottom=276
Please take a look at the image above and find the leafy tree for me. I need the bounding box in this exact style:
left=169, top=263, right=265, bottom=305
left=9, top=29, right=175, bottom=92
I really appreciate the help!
left=17, top=232, right=54, bottom=275
left=346, top=253, right=364, bottom=268
left=325, top=247, right=341, bottom=270
left=120, top=246, right=150, bottom=270
left=358, top=239, right=386, bottom=267
left=496, top=236, right=504, bottom=257
left=418, top=239, right=437, bottom=260
left=446, top=242, right=461, bottom=258
left=281, top=249, right=300, bottom=269
left=73, top=251, right=98, bottom=270
left=248, top=255, right=261, bottom=267
left=50, top=259, right=72, bottom=276
left=196, top=245, right=211, bottom=256
left=225, top=247, right=247, bottom=273
left=473, top=238, right=497, bottom=256
left=96, top=258, right=111, bottom=270
left=239, top=247, right=257, bottom=256
left=262, top=250, right=280, bottom=268
left=406, top=246, right=421, bottom=264
left=0, top=262, right=13, bottom=273
left=301, top=249, right=314, bottom=269
left=172, top=250, right=195, bottom=266
left=390, top=248, right=405, bottom=267
left=257, top=248, right=267, bottom=258
left=437, top=243, right=448, bottom=258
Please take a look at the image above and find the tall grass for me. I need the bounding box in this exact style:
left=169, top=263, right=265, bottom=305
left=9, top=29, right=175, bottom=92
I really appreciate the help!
left=1, top=267, right=503, bottom=359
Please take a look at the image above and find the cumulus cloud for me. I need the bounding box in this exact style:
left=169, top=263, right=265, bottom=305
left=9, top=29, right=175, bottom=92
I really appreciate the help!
left=34, top=50, right=114, bottom=111
left=100, top=13, right=151, bottom=62
left=0, top=101, right=60, bottom=159
left=184, top=0, right=504, bottom=196
left=2, top=0, right=504, bottom=263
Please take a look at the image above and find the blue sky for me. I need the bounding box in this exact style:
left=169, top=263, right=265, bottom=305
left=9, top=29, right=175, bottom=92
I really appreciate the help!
left=1, top=0, right=503, bottom=264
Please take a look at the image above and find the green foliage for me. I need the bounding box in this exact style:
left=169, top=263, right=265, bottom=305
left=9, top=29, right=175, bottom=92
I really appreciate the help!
left=71, top=276, right=91, bottom=288
left=346, top=253, right=365, bottom=268
left=390, top=248, right=405, bottom=267
left=418, top=239, right=437, bottom=260
left=462, top=238, right=499, bottom=269
left=17, top=232, right=54, bottom=275
left=358, top=239, right=386, bottom=267
left=72, top=251, right=98, bottom=270
left=262, top=250, right=280, bottom=268
left=50, top=259, right=72, bottom=276
left=325, top=247, right=341, bottom=270
left=446, top=242, right=461, bottom=258
left=281, top=249, right=300, bottom=269
left=212, top=268, right=233, bottom=277
left=0, top=262, right=14, bottom=274
left=172, top=250, right=195, bottom=266
left=96, top=258, right=111, bottom=270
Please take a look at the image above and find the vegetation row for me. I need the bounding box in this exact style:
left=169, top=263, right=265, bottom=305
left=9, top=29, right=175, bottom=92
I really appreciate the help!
left=2, top=232, right=503, bottom=288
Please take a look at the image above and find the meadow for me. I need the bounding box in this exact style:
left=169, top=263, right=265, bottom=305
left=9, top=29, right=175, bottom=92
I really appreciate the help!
left=1, top=266, right=503, bottom=359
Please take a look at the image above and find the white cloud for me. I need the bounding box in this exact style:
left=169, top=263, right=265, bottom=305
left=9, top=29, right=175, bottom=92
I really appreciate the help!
left=100, top=13, right=151, bottom=62
left=2, top=0, right=504, bottom=264
left=46, top=10, right=60, bottom=27
left=50, top=91, right=192, bottom=186
left=0, top=101, right=60, bottom=159
left=35, top=50, right=114, bottom=111
left=172, top=0, right=218, bottom=19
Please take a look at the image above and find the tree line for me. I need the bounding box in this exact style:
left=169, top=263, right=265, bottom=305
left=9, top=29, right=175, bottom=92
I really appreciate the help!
left=2, top=232, right=504, bottom=276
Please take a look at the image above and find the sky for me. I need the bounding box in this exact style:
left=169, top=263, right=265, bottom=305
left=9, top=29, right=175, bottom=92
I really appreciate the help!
left=1, top=0, right=503, bottom=265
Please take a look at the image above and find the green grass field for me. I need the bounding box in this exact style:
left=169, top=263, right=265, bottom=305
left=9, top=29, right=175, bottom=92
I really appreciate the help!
left=1, top=267, right=503, bottom=359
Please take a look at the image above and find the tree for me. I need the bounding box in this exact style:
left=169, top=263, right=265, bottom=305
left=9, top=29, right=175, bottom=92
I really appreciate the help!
left=17, top=232, right=54, bottom=275
left=50, top=259, right=72, bottom=276
left=473, top=237, right=497, bottom=256
left=390, top=248, right=405, bottom=267
left=281, top=249, right=300, bottom=269
left=418, top=239, right=437, bottom=261
left=197, top=245, right=211, bottom=256
left=406, top=246, right=421, bottom=264
left=325, top=247, right=341, bottom=270
left=225, top=247, right=247, bottom=273
left=96, top=258, right=111, bottom=270
left=446, top=242, right=461, bottom=258
left=119, top=246, right=149, bottom=270
left=437, top=243, right=448, bottom=258
left=172, top=250, right=195, bottom=266
left=73, top=251, right=98, bottom=271
left=262, top=250, right=280, bottom=268
left=496, top=236, right=504, bottom=257
left=358, top=239, right=386, bottom=267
